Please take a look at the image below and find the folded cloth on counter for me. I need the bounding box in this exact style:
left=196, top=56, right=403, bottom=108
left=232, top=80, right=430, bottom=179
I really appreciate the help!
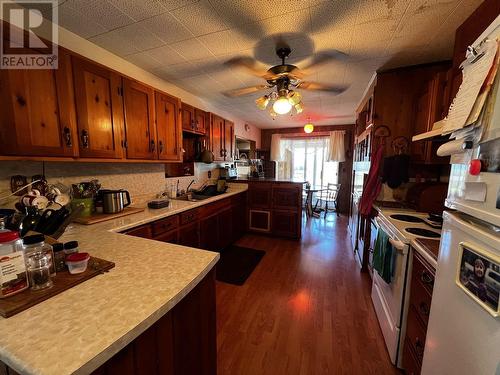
left=382, top=154, right=410, bottom=188
left=373, top=228, right=396, bottom=284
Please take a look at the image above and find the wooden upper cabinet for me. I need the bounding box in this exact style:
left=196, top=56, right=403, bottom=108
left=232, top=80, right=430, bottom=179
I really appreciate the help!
left=194, top=108, right=206, bottom=134
left=0, top=49, right=78, bottom=157
left=155, top=92, right=182, bottom=162
left=211, top=114, right=224, bottom=161
left=224, top=120, right=234, bottom=161
left=72, top=56, right=124, bottom=159
left=181, top=103, right=195, bottom=132
left=123, top=79, right=156, bottom=159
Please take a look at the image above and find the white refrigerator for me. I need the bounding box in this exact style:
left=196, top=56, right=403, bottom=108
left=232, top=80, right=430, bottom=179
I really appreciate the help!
left=422, top=16, right=500, bottom=375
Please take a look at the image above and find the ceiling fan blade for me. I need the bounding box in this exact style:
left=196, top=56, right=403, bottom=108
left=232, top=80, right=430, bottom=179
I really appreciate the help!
left=298, top=82, right=347, bottom=94
left=223, top=85, right=269, bottom=97
left=225, top=57, right=270, bottom=78
left=300, top=50, right=348, bottom=74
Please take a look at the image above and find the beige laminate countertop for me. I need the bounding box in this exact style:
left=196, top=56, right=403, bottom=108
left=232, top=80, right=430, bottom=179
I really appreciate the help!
left=0, top=185, right=248, bottom=375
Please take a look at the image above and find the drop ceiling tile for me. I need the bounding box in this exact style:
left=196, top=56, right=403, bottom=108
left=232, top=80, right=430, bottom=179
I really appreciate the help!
left=125, top=50, right=163, bottom=71
left=58, top=3, right=108, bottom=38
left=140, top=12, right=194, bottom=44
left=89, top=31, right=140, bottom=56
left=310, top=0, right=359, bottom=34
left=355, top=0, right=409, bottom=26
left=169, top=38, right=214, bottom=60
left=312, top=26, right=353, bottom=56
left=116, top=23, right=165, bottom=51
left=259, top=8, right=312, bottom=35
left=197, top=30, right=243, bottom=56
left=147, top=45, right=187, bottom=66
left=157, top=0, right=200, bottom=11
left=106, top=0, right=168, bottom=21
left=170, top=0, right=228, bottom=37
left=62, top=0, right=134, bottom=31
left=350, top=18, right=397, bottom=59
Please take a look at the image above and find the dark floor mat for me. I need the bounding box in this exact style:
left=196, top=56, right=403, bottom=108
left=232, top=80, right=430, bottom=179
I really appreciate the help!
left=216, top=246, right=266, bottom=286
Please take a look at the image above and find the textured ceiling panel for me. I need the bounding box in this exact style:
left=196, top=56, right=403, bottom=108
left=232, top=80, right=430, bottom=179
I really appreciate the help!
left=56, top=0, right=484, bottom=129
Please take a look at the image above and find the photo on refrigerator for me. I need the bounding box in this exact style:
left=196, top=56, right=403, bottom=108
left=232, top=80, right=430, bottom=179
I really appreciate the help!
left=456, top=242, right=500, bottom=317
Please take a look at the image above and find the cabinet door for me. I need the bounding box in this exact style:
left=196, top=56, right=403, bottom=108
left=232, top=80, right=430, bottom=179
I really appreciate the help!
left=249, top=209, right=271, bottom=233
left=181, top=103, right=194, bottom=132
left=199, top=214, right=219, bottom=251
left=0, top=50, right=78, bottom=157
left=272, top=185, right=301, bottom=210
left=272, top=209, right=299, bottom=238
left=218, top=207, right=233, bottom=250
left=155, top=230, right=178, bottom=244
left=223, top=120, right=234, bottom=161
left=178, top=222, right=200, bottom=248
left=155, top=92, right=182, bottom=161
left=211, top=114, right=224, bottom=161
left=72, top=57, right=124, bottom=158
left=194, top=108, right=206, bottom=135
left=123, top=79, right=156, bottom=159
left=248, top=183, right=272, bottom=209
left=124, top=224, right=152, bottom=239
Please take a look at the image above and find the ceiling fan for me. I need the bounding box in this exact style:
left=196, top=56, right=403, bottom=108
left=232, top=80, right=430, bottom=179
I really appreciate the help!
left=224, top=45, right=347, bottom=117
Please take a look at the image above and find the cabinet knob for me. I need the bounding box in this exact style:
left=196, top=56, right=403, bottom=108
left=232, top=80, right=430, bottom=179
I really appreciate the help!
left=80, top=130, right=89, bottom=148
left=420, top=271, right=434, bottom=286
left=150, top=139, right=156, bottom=153
left=159, top=140, right=164, bottom=154
left=63, top=127, right=72, bottom=147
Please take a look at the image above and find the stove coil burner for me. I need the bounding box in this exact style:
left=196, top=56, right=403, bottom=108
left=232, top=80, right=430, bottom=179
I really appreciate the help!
left=390, top=214, right=425, bottom=223
left=405, top=228, right=440, bottom=238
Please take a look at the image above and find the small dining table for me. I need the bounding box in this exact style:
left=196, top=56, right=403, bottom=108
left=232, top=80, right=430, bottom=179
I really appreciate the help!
left=304, top=186, right=327, bottom=218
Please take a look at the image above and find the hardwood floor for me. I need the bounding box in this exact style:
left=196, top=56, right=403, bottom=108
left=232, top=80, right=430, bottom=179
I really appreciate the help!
left=216, top=215, right=400, bottom=375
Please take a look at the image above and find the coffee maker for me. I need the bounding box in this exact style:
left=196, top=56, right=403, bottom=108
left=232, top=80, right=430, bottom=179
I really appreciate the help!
left=249, top=159, right=265, bottom=178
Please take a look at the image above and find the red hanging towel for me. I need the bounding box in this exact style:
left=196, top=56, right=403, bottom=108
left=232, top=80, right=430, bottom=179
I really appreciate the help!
left=359, top=145, right=384, bottom=217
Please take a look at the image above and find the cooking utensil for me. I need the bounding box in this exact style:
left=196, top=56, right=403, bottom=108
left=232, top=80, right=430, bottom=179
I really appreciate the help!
left=99, top=190, right=131, bottom=214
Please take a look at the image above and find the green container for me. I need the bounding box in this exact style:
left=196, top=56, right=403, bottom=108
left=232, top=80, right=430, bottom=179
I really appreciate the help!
left=71, top=198, right=95, bottom=217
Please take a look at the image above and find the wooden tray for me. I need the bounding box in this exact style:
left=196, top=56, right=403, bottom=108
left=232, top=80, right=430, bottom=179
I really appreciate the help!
left=0, top=256, right=114, bottom=318
left=73, top=207, right=144, bottom=225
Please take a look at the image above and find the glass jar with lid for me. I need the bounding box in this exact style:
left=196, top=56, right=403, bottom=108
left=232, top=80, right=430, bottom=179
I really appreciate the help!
left=0, top=231, right=28, bottom=297
left=26, top=251, right=53, bottom=290
left=22, top=234, right=56, bottom=276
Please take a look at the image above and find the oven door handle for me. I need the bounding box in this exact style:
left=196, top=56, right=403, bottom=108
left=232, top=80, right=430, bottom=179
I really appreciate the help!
left=389, top=238, right=406, bottom=253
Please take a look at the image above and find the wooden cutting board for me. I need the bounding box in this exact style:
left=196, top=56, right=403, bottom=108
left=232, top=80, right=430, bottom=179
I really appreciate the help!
left=0, top=256, right=115, bottom=318
left=73, top=207, right=144, bottom=225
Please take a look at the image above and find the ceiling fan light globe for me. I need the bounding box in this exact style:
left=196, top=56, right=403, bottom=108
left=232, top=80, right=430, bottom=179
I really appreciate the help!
left=273, top=97, right=292, bottom=114
left=255, top=95, right=270, bottom=110
left=304, top=123, right=314, bottom=134
left=287, top=91, right=302, bottom=106
left=294, top=103, right=304, bottom=114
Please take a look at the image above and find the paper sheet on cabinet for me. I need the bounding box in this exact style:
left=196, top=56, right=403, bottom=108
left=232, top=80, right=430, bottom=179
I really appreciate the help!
left=442, top=39, right=499, bottom=134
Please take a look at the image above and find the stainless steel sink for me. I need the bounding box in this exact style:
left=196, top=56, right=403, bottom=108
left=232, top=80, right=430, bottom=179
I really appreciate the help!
left=174, top=194, right=212, bottom=202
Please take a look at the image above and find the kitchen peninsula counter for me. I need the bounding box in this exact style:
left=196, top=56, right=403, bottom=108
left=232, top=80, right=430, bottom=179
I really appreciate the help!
left=0, top=185, right=248, bottom=375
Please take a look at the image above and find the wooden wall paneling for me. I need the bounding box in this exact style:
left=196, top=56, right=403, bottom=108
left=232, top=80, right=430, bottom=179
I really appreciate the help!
left=155, top=92, right=182, bottom=162
left=0, top=49, right=78, bottom=157
left=72, top=56, right=124, bottom=159
left=122, top=79, right=156, bottom=160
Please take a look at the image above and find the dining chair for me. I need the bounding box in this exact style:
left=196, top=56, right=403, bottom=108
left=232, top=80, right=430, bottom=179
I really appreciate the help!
left=316, top=183, right=341, bottom=218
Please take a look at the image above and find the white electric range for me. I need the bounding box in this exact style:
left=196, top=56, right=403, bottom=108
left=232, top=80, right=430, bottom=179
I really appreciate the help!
left=371, top=208, right=442, bottom=368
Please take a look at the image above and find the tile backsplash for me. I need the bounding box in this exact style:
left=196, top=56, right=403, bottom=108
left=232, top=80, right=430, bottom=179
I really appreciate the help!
left=0, top=161, right=220, bottom=208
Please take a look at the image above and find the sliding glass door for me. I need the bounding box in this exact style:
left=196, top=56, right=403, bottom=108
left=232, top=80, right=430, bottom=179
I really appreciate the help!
left=277, top=137, right=339, bottom=187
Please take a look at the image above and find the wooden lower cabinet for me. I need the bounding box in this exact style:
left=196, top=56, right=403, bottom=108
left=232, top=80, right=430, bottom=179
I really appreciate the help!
left=249, top=209, right=271, bottom=233
left=272, top=209, right=299, bottom=239
left=218, top=207, right=233, bottom=249
left=124, top=224, right=153, bottom=239
left=200, top=214, right=219, bottom=251
left=178, top=222, right=199, bottom=248
left=402, top=250, right=436, bottom=374
left=90, top=270, right=216, bottom=375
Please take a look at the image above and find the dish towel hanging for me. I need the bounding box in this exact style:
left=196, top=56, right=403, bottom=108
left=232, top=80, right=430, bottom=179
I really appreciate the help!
left=359, top=145, right=384, bottom=217
left=373, top=228, right=396, bottom=284
left=327, top=131, right=346, bottom=162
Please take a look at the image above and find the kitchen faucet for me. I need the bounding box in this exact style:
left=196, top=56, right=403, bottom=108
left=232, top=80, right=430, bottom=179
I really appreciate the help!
left=186, top=179, right=195, bottom=192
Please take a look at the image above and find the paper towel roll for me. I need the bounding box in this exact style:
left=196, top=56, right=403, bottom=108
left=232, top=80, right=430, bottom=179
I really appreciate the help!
left=437, top=139, right=467, bottom=156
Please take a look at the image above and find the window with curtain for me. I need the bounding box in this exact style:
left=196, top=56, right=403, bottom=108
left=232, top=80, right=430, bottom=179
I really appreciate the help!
left=277, top=136, right=339, bottom=188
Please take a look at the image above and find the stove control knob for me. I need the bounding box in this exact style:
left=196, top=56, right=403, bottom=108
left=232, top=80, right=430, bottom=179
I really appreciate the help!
left=469, top=159, right=482, bottom=176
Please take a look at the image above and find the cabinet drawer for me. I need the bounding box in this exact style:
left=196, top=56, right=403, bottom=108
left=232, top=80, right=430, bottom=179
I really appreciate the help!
left=402, top=337, right=422, bottom=375
left=180, top=209, right=198, bottom=225
left=124, top=224, right=152, bottom=239
left=406, top=305, right=427, bottom=364
left=152, top=215, right=179, bottom=237
left=410, top=268, right=433, bottom=327
left=272, top=186, right=301, bottom=210
left=412, top=251, right=435, bottom=295
left=154, top=229, right=178, bottom=244
left=199, top=198, right=230, bottom=218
